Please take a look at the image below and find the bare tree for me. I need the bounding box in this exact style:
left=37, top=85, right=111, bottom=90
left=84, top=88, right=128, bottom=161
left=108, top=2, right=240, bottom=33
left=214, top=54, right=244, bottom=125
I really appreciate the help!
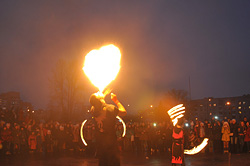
left=48, top=58, right=84, bottom=121
left=156, top=89, right=188, bottom=121
left=164, top=89, right=188, bottom=107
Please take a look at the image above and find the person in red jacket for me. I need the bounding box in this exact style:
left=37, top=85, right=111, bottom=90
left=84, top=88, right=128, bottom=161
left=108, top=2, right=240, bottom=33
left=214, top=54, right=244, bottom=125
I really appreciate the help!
left=244, top=122, right=250, bottom=153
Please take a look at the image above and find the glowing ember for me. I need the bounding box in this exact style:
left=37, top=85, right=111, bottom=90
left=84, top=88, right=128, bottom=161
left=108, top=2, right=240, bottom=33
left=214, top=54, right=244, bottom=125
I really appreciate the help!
left=82, top=44, right=121, bottom=93
left=184, top=138, right=209, bottom=155
left=80, top=116, right=126, bottom=146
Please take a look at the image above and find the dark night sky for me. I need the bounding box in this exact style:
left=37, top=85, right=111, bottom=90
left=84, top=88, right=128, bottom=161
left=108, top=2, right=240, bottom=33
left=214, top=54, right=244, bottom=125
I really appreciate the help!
left=0, top=1, right=250, bottom=111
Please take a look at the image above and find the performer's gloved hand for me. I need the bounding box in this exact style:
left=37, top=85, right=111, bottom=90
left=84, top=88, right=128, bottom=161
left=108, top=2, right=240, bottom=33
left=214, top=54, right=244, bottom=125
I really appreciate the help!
left=103, top=88, right=112, bottom=98
left=111, top=93, right=119, bottom=105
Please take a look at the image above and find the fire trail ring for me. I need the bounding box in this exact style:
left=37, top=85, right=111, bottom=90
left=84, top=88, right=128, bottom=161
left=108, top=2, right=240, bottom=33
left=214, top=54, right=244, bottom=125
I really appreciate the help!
left=80, top=116, right=126, bottom=146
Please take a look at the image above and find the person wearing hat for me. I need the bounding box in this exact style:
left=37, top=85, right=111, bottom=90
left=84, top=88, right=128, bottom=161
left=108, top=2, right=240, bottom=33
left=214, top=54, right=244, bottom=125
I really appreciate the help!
left=89, top=90, right=126, bottom=166
left=222, top=122, right=230, bottom=153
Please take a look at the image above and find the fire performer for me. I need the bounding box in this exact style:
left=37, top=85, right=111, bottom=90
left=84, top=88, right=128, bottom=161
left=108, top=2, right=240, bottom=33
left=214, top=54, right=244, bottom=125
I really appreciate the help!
left=89, top=90, right=126, bottom=166
left=168, top=104, right=208, bottom=161
left=172, top=118, right=185, bottom=166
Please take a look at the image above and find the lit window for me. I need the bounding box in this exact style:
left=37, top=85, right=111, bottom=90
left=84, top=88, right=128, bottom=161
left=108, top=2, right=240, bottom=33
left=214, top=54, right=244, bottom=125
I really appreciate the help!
left=213, top=104, right=216, bottom=107
left=238, top=106, right=241, bottom=110
left=209, top=104, right=212, bottom=107
left=210, top=113, right=212, bottom=115
left=200, top=105, right=203, bottom=107
left=239, top=102, right=242, bottom=105
left=209, top=99, right=212, bottom=102
left=239, top=111, right=242, bottom=114
left=243, top=101, right=246, bottom=105
left=249, top=106, right=250, bottom=109
left=226, top=102, right=230, bottom=105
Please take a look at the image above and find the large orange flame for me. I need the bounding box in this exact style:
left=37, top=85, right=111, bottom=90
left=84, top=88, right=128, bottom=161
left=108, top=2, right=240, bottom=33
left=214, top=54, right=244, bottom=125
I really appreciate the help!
left=184, top=138, right=209, bottom=155
left=83, top=44, right=121, bottom=93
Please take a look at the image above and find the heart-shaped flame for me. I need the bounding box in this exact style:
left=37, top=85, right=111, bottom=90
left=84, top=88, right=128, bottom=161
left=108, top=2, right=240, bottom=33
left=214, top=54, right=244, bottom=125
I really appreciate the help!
left=83, top=44, right=121, bottom=92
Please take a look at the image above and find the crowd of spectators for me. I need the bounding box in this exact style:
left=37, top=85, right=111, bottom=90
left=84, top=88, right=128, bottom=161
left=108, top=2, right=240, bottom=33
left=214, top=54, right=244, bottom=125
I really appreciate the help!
left=1, top=108, right=250, bottom=157
left=0, top=119, right=83, bottom=156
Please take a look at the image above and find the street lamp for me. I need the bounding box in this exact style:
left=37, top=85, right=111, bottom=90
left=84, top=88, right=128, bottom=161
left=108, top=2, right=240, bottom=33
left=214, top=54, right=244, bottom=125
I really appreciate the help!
left=226, top=101, right=232, bottom=118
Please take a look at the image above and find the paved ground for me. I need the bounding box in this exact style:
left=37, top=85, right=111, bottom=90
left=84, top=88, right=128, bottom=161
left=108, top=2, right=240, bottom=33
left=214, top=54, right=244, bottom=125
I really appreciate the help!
left=1, top=152, right=250, bottom=166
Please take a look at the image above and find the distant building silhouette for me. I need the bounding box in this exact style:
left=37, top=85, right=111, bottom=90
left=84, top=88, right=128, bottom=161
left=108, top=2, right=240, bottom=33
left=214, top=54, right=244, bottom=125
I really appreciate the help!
left=189, top=94, right=250, bottom=121
left=0, top=91, right=33, bottom=112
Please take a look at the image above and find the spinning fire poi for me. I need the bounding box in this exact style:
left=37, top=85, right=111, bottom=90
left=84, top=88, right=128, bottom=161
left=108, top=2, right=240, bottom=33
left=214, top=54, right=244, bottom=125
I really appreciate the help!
left=167, top=104, right=209, bottom=164
left=81, top=44, right=127, bottom=166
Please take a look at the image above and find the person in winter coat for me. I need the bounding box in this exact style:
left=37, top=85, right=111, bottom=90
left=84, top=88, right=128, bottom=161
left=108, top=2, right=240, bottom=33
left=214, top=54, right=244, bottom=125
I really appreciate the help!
left=12, top=125, right=21, bottom=154
left=244, top=122, right=250, bottom=153
left=230, top=119, right=238, bottom=153
left=199, top=123, right=205, bottom=139
left=72, top=124, right=80, bottom=152
left=221, top=122, right=230, bottom=153
left=139, top=122, right=149, bottom=157
left=1, top=126, right=12, bottom=155
left=238, top=121, right=246, bottom=153
left=45, top=130, right=53, bottom=153
left=212, top=121, right=222, bottom=152
left=20, top=126, right=28, bottom=153
left=28, top=131, right=37, bottom=152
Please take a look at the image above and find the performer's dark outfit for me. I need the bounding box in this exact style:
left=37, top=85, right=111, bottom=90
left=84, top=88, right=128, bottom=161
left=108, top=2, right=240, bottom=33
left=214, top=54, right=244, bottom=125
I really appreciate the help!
left=172, top=126, right=185, bottom=166
left=93, top=103, right=120, bottom=166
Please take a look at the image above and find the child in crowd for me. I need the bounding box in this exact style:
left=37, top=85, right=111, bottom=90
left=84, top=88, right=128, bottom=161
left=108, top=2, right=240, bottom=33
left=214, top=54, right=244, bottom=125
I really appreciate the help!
left=221, top=122, right=230, bottom=153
